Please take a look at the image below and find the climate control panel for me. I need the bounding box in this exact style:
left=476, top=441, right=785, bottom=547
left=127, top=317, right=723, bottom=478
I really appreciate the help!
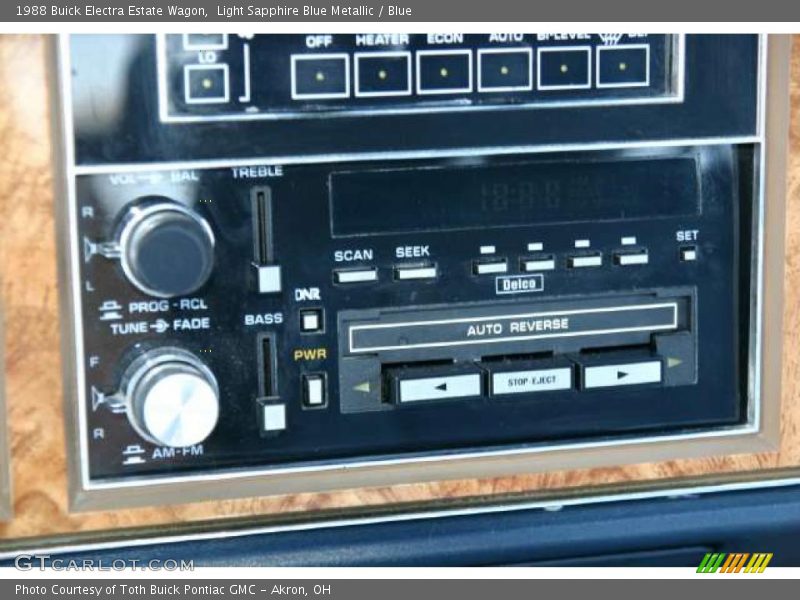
left=55, top=34, right=776, bottom=510
left=159, top=34, right=680, bottom=121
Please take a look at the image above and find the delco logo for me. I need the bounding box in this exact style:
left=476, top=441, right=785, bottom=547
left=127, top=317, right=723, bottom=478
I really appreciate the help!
left=495, top=274, right=544, bottom=295
left=696, top=552, right=773, bottom=573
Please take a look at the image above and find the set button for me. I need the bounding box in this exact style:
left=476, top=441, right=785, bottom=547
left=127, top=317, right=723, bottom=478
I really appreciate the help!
left=613, top=249, right=649, bottom=266
left=680, top=246, right=698, bottom=262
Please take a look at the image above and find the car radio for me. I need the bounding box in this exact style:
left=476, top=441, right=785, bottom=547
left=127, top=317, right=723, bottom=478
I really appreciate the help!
left=53, top=34, right=788, bottom=510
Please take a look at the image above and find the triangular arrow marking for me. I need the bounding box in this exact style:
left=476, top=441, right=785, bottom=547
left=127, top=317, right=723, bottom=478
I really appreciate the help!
left=667, top=357, right=683, bottom=368
left=617, top=371, right=628, bottom=379
left=353, top=381, right=370, bottom=393
left=435, top=382, right=448, bottom=391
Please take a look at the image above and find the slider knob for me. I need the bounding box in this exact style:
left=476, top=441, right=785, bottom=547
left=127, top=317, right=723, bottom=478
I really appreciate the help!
left=121, top=348, right=219, bottom=448
left=118, top=200, right=215, bottom=298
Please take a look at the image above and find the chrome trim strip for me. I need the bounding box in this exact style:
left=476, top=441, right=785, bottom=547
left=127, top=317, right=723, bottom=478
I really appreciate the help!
left=71, top=135, right=762, bottom=176
left=5, top=473, right=800, bottom=559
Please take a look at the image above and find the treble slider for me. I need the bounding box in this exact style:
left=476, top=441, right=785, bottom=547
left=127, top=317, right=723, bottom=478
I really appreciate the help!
left=335, top=267, right=379, bottom=284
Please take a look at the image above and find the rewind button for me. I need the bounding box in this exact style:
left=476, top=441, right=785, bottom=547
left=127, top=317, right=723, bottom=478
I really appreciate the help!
left=387, top=366, right=484, bottom=403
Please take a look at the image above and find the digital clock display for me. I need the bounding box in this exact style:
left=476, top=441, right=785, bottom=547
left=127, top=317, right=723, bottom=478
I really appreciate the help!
left=330, top=154, right=700, bottom=237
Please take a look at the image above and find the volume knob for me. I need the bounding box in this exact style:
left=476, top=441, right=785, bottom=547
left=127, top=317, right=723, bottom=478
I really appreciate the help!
left=121, top=348, right=219, bottom=448
left=118, top=200, right=215, bottom=298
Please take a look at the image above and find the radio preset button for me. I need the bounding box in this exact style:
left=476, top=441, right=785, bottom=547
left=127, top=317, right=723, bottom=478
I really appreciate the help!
left=334, top=267, right=379, bottom=284
left=567, top=253, right=603, bottom=268
left=473, top=258, right=508, bottom=275
left=537, top=46, right=592, bottom=90
left=394, top=264, right=438, bottom=281
left=614, top=250, right=649, bottom=266
left=478, top=48, right=533, bottom=92
left=521, top=255, right=556, bottom=272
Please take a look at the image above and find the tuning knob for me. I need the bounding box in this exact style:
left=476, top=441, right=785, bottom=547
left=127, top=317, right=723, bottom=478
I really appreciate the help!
left=120, top=348, right=219, bottom=448
left=118, top=199, right=215, bottom=298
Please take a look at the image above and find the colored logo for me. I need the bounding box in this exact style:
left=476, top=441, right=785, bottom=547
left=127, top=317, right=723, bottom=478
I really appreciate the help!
left=697, top=553, right=773, bottom=573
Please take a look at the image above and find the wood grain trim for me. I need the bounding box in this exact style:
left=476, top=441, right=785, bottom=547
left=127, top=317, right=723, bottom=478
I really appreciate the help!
left=0, top=34, right=797, bottom=543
